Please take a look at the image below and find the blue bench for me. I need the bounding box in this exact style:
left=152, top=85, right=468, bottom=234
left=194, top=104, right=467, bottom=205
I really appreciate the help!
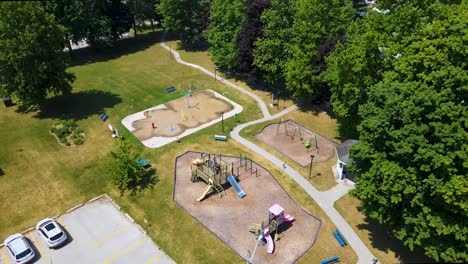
left=137, top=158, right=151, bottom=168
left=166, top=86, right=176, bottom=93
left=335, top=229, right=347, bottom=245
left=214, top=135, right=227, bottom=141
left=333, top=231, right=345, bottom=247
left=100, top=113, right=109, bottom=121
left=321, top=256, right=340, bottom=264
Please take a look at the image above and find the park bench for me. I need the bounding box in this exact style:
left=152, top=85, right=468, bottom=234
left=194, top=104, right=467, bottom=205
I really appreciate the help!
left=320, top=256, right=340, bottom=264
left=166, top=86, right=176, bottom=93
left=333, top=229, right=347, bottom=247
left=214, top=135, right=227, bottom=141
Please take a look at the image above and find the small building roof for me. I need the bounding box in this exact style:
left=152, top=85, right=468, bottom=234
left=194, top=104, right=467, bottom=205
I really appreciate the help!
left=336, top=139, right=359, bottom=164
left=269, top=204, right=284, bottom=216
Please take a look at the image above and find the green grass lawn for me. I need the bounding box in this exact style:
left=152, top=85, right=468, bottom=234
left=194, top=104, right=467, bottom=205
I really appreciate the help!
left=0, top=31, right=356, bottom=263
left=335, top=195, right=434, bottom=264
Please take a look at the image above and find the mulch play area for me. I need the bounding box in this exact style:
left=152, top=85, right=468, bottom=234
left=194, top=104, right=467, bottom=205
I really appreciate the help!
left=254, top=119, right=338, bottom=166
left=174, top=151, right=322, bottom=264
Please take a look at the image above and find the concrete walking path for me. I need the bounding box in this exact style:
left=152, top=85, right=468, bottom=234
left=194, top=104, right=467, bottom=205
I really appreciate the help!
left=159, top=38, right=376, bottom=264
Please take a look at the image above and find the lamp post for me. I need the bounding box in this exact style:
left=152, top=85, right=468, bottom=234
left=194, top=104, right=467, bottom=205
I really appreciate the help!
left=214, top=68, right=217, bottom=80
left=308, top=155, right=315, bottom=179
left=221, top=112, right=224, bottom=132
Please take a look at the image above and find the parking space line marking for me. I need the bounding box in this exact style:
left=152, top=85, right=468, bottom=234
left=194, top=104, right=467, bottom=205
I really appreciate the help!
left=28, top=233, right=45, bottom=259
left=1, top=252, right=9, bottom=264
left=89, top=225, right=131, bottom=249
left=57, top=217, right=66, bottom=227
left=102, top=237, right=148, bottom=264
left=146, top=253, right=163, bottom=264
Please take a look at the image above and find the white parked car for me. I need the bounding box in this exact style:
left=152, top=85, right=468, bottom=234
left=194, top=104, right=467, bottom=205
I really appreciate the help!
left=36, top=218, right=68, bottom=248
left=4, top=233, right=35, bottom=264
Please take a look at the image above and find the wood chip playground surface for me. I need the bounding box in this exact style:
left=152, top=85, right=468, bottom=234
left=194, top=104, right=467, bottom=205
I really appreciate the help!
left=173, top=151, right=322, bottom=264
left=254, top=119, right=338, bottom=166
left=121, top=90, right=242, bottom=148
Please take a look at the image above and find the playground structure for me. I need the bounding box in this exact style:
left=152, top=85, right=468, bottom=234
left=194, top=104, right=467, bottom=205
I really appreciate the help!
left=276, top=119, right=319, bottom=152
left=249, top=204, right=295, bottom=255
left=254, top=119, right=338, bottom=166
left=191, top=153, right=255, bottom=201
left=174, top=151, right=322, bottom=264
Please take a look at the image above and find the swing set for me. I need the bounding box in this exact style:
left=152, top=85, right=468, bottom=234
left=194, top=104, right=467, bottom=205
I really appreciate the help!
left=276, top=119, right=319, bottom=153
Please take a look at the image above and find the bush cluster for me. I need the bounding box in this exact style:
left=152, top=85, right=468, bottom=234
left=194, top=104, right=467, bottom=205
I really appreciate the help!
left=50, top=120, right=85, bottom=146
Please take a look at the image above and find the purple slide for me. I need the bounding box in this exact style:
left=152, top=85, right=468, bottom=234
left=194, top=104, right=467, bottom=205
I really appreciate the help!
left=283, top=214, right=295, bottom=223
left=263, top=228, right=275, bottom=254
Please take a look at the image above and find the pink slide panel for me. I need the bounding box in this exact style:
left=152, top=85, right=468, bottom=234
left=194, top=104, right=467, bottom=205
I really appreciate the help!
left=265, top=234, right=274, bottom=253
left=283, top=214, right=295, bottom=223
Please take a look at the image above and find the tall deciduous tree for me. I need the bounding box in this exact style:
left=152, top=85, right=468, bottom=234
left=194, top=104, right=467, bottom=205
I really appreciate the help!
left=157, top=0, right=209, bottom=47
left=349, top=3, right=468, bottom=262
left=205, top=0, right=247, bottom=70
left=253, top=0, right=295, bottom=89
left=0, top=2, right=74, bottom=108
left=284, top=0, right=353, bottom=98
left=236, top=0, right=271, bottom=73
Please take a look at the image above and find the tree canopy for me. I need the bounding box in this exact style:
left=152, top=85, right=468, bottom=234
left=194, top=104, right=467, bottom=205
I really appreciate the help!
left=107, top=138, right=154, bottom=194
left=157, top=0, right=209, bottom=47
left=205, top=0, right=247, bottom=70
left=344, top=2, right=468, bottom=262
left=0, top=2, right=75, bottom=108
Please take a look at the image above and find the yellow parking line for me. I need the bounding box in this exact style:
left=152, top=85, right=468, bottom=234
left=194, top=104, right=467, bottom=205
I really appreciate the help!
left=57, top=217, right=66, bottom=227
left=146, top=253, right=163, bottom=264
left=89, top=225, right=130, bottom=249
left=28, top=233, right=45, bottom=259
left=102, top=237, right=148, bottom=264
left=1, top=252, right=9, bottom=264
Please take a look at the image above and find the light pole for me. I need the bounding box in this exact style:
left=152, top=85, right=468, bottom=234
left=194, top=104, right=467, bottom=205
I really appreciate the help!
left=308, top=155, right=315, bottom=179
left=214, top=68, right=217, bottom=80
left=221, top=112, right=224, bottom=132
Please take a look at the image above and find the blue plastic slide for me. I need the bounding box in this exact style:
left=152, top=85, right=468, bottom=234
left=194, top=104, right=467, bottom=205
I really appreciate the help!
left=227, top=175, right=246, bottom=198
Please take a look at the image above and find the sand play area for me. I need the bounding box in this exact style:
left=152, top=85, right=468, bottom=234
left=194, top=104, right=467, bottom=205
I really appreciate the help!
left=254, top=119, right=338, bottom=166
left=174, top=151, right=322, bottom=264
left=122, top=90, right=242, bottom=148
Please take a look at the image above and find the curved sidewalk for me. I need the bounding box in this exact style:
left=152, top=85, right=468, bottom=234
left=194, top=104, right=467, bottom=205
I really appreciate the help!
left=159, top=39, right=375, bottom=264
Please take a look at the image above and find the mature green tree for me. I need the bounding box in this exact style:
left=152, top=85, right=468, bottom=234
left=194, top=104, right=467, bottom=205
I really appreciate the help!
left=45, top=0, right=132, bottom=49
left=253, top=0, right=295, bottom=89
left=0, top=2, right=74, bottom=108
left=107, top=138, right=148, bottom=193
left=43, top=0, right=86, bottom=52
left=205, top=0, right=247, bottom=70
left=350, top=3, right=468, bottom=262
left=236, top=0, right=271, bottom=73
left=284, top=0, right=353, bottom=98
left=157, top=0, right=209, bottom=47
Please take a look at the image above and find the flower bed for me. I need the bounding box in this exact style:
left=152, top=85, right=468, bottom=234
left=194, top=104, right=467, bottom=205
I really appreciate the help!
left=50, top=120, right=85, bottom=146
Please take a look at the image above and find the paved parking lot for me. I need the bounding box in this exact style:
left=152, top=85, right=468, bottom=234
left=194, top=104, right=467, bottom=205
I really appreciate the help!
left=0, top=195, right=174, bottom=264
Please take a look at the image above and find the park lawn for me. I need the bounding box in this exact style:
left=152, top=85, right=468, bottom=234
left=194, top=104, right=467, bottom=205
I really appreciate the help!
left=1, top=32, right=356, bottom=263
left=335, top=194, right=434, bottom=264
left=165, top=40, right=296, bottom=115
left=240, top=107, right=341, bottom=191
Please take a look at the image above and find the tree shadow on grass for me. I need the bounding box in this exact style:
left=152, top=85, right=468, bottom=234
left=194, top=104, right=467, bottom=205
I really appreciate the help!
left=33, top=90, right=122, bottom=120
left=128, top=167, right=159, bottom=196
left=356, top=214, right=435, bottom=263
left=69, top=31, right=178, bottom=67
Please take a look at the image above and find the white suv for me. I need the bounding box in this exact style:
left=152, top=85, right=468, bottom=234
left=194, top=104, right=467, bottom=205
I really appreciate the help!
left=4, top=233, right=35, bottom=264
left=36, top=218, right=68, bottom=248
